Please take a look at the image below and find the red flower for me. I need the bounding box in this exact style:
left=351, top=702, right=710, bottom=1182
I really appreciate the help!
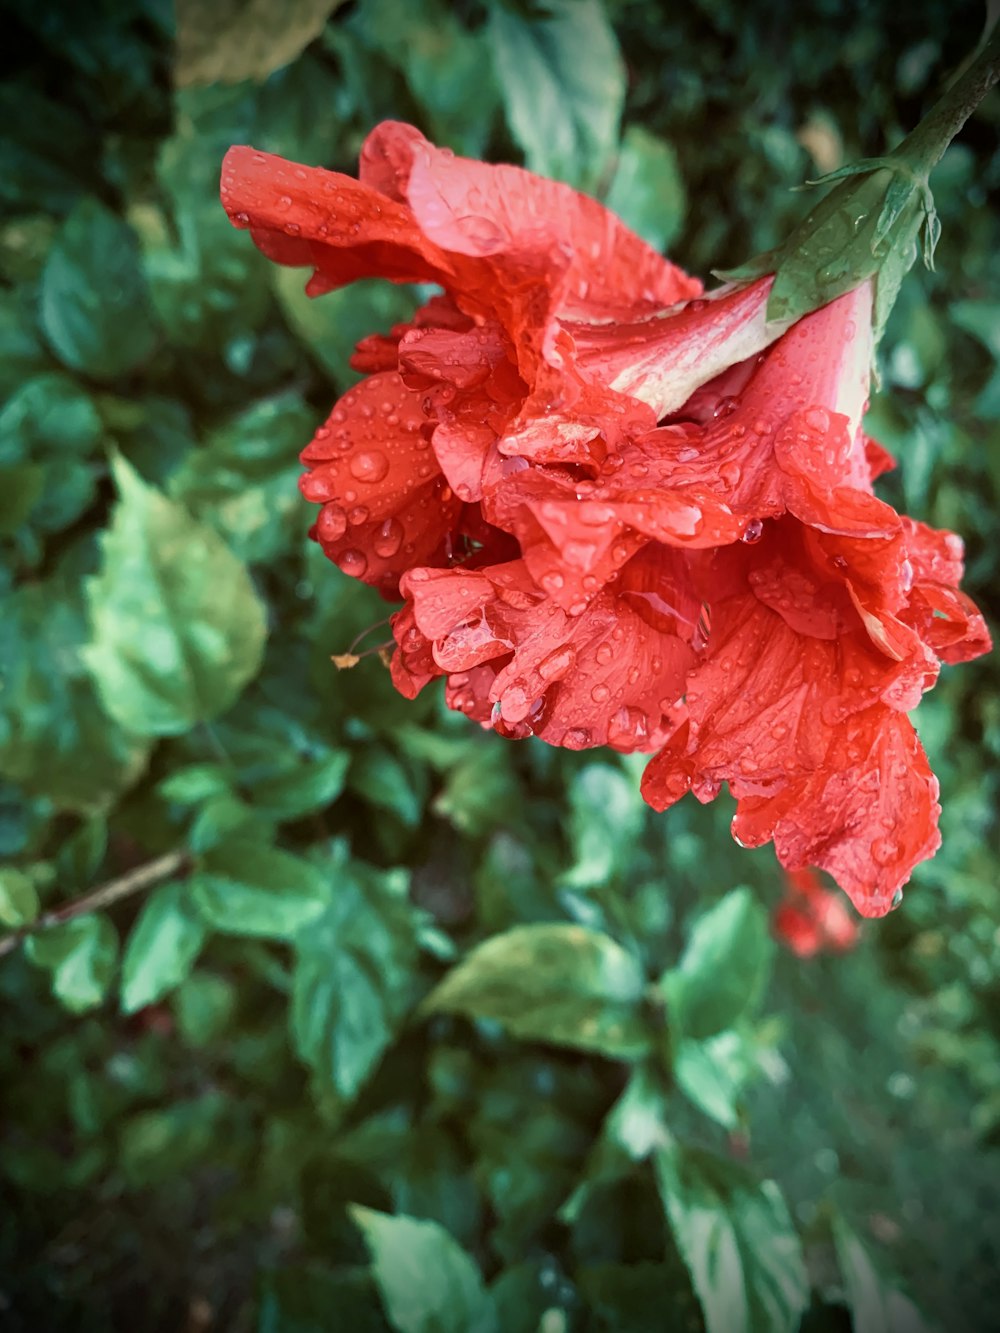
left=222, top=122, right=991, bottom=920
left=773, top=868, right=860, bottom=958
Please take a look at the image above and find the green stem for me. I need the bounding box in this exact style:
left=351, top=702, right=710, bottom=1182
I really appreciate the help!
left=894, top=21, right=1000, bottom=175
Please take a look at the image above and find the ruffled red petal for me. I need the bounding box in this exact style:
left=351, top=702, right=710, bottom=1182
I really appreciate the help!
left=300, top=371, right=462, bottom=595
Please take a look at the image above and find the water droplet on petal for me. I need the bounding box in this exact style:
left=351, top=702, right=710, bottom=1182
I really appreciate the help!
left=890, top=887, right=904, bottom=911
left=350, top=450, right=389, bottom=483
left=741, top=518, right=764, bottom=544
left=373, top=517, right=404, bottom=558
left=337, top=549, right=368, bottom=578
left=318, top=504, right=348, bottom=540
left=563, top=727, right=592, bottom=750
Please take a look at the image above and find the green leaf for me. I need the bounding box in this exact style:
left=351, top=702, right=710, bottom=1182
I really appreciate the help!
left=83, top=456, right=267, bottom=736
left=831, top=1216, right=938, bottom=1333
left=660, top=888, right=771, bottom=1042
left=191, top=840, right=332, bottom=939
left=175, top=0, right=346, bottom=86
left=348, top=0, right=499, bottom=157
left=424, top=923, right=650, bottom=1059
left=120, top=883, right=207, bottom=1014
left=561, top=762, right=646, bottom=889
left=40, top=199, right=158, bottom=379
left=200, top=702, right=351, bottom=821
left=489, top=0, right=625, bottom=190
left=654, top=1140, right=809, bottom=1333
left=169, top=392, right=317, bottom=564
left=349, top=746, right=426, bottom=829
left=673, top=1031, right=754, bottom=1130
left=291, top=863, right=423, bottom=1099
left=605, top=126, right=687, bottom=253
left=259, top=1266, right=390, bottom=1333
left=351, top=1206, right=497, bottom=1333
left=0, top=867, right=40, bottom=928
left=0, top=582, right=149, bottom=813
left=25, top=915, right=119, bottom=1013
left=273, top=269, right=419, bottom=384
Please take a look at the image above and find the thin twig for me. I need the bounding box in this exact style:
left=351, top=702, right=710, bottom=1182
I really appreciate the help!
left=0, top=850, right=187, bottom=959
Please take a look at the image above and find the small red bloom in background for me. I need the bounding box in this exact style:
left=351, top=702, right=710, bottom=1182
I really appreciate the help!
left=773, top=868, right=860, bottom=958
left=222, top=122, right=991, bottom=922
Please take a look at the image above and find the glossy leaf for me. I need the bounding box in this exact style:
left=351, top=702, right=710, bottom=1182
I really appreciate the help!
left=351, top=1206, right=497, bottom=1333
left=654, top=1140, right=809, bottom=1333
left=424, top=923, right=650, bottom=1059
left=84, top=456, right=267, bottom=736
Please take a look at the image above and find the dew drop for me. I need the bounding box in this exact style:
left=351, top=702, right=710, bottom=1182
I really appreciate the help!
left=337, top=548, right=368, bottom=578
left=373, top=518, right=404, bottom=558
left=538, top=645, right=576, bottom=681
left=591, top=683, right=611, bottom=703
left=318, top=503, right=348, bottom=540
left=741, top=518, right=764, bottom=544
left=350, top=451, right=390, bottom=483
left=564, top=727, right=592, bottom=750
left=348, top=504, right=369, bottom=525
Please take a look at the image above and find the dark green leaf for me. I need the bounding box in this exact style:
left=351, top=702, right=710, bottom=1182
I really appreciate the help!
left=831, top=1216, right=938, bottom=1333
left=169, top=392, right=317, bottom=563
left=40, top=199, right=158, bottom=378
left=291, top=863, right=423, bottom=1099
left=259, top=1265, right=391, bottom=1333
left=349, top=747, right=426, bottom=829
left=84, top=456, right=267, bottom=736
left=191, top=839, right=332, bottom=938
left=120, top=882, right=207, bottom=1014
left=659, top=888, right=771, bottom=1041
left=25, top=915, right=119, bottom=1013
left=605, top=126, right=687, bottom=253
left=489, top=0, right=625, bottom=190
left=0, top=582, right=149, bottom=812
left=273, top=269, right=419, bottom=384
left=351, top=1206, right=497, bottom=1333
left=349, top=0, right=499, bottom=156
left=654, top=1140, right=809, bottom=1333
left=424, top=923, right=650, bottom=1059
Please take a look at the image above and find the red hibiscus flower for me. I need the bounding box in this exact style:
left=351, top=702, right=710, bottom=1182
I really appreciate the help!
left=222, top=121, right=991, bottom=920
left=773, top=868, right=860, bottom=958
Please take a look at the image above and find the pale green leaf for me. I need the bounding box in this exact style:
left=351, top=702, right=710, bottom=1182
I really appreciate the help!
left=654, top=1140, right=809, bottom=1333
left=605, top=125, right=687, bottom=253
left=175, top=0, right=347, bottom=86
left=660, top=888, right=771, bottom=1041
left=0, top=867, right=40, bottom=929
left=351, top=1206, right=497, bottom=1333
left=120, top=883, right=207, bottom=1014
left=83, top=456, right=267, bottom=736
left=26, top=915, right=118, bottom=1013
left=489, top=0, right=625, bottom=190
left=424, top=923, right=649, bottom=1059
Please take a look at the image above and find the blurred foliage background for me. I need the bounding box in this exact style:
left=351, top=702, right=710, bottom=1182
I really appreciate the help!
left=1, top=0, right=998, bottom=1329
